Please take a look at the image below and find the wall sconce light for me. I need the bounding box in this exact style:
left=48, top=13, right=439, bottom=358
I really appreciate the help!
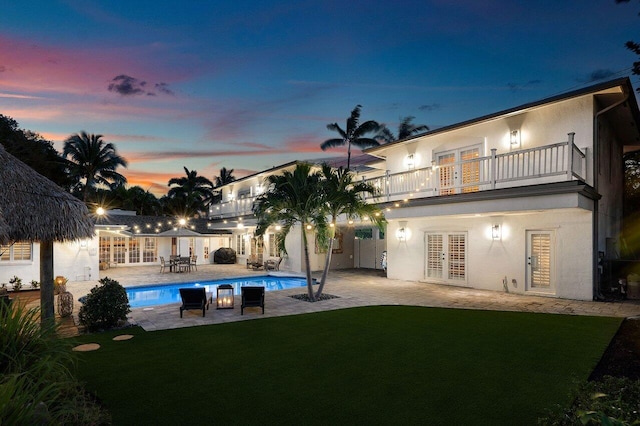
left=405, top=153, right=415, bottom=170
left=396, top=221, right=409, bottom=241
left=492, top=224, right=501, bottom=240
left=510, top=130, right=521, bottom=149
left=275, top=225, right=282, bottom=231
left=306, top=224, right=313, bottom=230
left=79, top=239, right=88, bottom=249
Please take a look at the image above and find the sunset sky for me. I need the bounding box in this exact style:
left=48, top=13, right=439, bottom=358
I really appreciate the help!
left=1, top=0, right=638, bottom=195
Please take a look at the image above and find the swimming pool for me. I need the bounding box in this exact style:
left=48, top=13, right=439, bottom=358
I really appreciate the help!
left=126, top=275, right=308, bottom=308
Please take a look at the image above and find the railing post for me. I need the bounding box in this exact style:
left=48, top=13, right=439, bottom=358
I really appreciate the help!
left=385, top=170, right=390, bottom=202
left=490, top=148, right=497, bottom=189
left=567, top=132, right=575, bottom=180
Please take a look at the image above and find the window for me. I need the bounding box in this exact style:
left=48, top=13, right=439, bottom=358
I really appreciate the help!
left=236, top=234, right=246, bottom=255
left=355, top=228, right=373, bottom=240
left=267, top=233, right=280, bottom=257
left=0, top=242, right=33, bottom=262
left=129, top=238, right=140, bottom=263
left=143, top=238, right=157, bottom=262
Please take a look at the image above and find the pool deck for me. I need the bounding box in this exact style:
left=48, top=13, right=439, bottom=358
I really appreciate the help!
left=63, top=263, right=640, bottom=332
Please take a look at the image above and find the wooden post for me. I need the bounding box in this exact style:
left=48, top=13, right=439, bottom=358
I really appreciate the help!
left=39, top=240, right=55, bottom=325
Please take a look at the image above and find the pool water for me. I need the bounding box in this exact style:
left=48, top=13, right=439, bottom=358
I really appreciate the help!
left=126, top=275, right=308, bottom=308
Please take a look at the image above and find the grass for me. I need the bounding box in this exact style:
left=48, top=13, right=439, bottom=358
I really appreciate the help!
left=72, top=306, right=621, bottom=425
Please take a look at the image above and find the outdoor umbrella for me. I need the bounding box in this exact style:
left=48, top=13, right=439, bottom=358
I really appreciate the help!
left=0, top=144, right=94, bottom=323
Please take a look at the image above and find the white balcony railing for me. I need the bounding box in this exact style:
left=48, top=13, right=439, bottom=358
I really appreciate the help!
left=361, top=133, right=587, bottom=202
left=210, top=134, right=587, bottom=218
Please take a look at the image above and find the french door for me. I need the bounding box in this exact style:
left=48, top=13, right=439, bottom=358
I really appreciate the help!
left=436, top=145, right=482, bottom=195
left=526, top=231, right=555, bottom=292
left=425, top=232, right=467, bottom=284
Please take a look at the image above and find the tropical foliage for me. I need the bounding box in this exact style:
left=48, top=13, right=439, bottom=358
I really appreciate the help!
left=321, top=105, right=381, bottom=170
left=254, top=163, right=385, bottom=300
left=78, top=277, right=131, bottom=331
left=0, top=114, right=72, bottom=188
left=254, top=163, right=327, bottom=300
left=315, top=164, right=385, bottom=297
left=167, top=166, right=214, bottom=217
left=213, top=166, right=236, bottom=203
left=63, top=131, right=128, bottom=201
left=376, top=116, right=429, bottom=143
left=0, top=302, right=109, bottom=424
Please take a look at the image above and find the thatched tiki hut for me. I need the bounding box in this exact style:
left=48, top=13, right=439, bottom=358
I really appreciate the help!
left=0, top=144, right=94, bottom=323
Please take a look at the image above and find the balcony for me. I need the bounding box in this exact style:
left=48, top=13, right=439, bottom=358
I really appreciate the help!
left=361, top=135, right=587, bottom=203
left=209, top=135, right=587, bottom=219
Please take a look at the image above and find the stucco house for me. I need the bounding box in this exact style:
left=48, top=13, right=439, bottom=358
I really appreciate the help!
left=209, top=77, right=640, bottom=301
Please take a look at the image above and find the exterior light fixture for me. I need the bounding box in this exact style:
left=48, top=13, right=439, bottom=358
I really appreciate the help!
left=510, top=130, right=521, bottom=148
left=237, top=223, right=244, bottom=229
left=178, top=218, right=187, bottom=226
left=492, top=224, right=501, bottom=240
left=396, top=221, right=409, bottom=241
left=216, top=284, right=234, bottom=309
left=96, top=207, right=105, bottom=216
left=306, top=224, right=313, bottom=230
left=405, top=153, right=415, bottom=170
left=275, top=225, right=282, bottom=231
left=79, top=240, right=88, bottom=249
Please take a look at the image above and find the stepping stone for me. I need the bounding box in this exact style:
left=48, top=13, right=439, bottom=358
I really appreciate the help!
left=112, top=334, right=134, bottom=341
left=72, top=343, right=100, bottom=352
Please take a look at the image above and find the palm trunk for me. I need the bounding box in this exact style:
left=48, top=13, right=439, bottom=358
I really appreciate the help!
left=40, top=240, right=55, bottom=325
left=301, top=227, right=316, bottom=301
left=315, top=237, right=334, bottom=299
left=347, top=141, right=352, bottom=170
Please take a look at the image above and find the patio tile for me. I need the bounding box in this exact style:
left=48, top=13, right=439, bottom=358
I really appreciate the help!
left=64, top=264, right=640, bottom=333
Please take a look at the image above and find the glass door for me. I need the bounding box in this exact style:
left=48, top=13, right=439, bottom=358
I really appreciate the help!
left=425, top=232, right=467, bottom=284
left=436, top=145, right=482, bottom=195
left=526, top=231, right=554, bottom=292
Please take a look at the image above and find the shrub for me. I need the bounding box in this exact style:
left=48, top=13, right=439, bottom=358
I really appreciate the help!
left=78, top=277, right=131, bottom=331
left=9, top=276, right=22, bottom=292
left=30, top=280, right=39, bottom=289
left=540, top=376, right=640, bottom=425
left=0, top=302, right=110, bottom=424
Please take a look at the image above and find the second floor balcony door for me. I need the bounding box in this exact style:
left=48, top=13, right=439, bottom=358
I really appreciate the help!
left=436, top=145, right=481, bottom=195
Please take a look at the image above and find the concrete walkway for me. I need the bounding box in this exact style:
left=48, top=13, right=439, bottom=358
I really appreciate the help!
left=66, top=264, right=640, bottom=332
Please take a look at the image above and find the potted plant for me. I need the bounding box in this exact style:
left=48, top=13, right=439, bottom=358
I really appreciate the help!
left=30, top=280, right=39, bottom=290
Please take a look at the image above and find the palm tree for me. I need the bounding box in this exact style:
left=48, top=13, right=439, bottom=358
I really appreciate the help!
left=253, top=163, right=327, bottom=301
left=213, top=167, right=236, bottom=203
left=63, top=131, right=128, bottom=201
left=321, top=105, right=381, bottom=170
left=214, top=167, right=236, bottom=187
left=377, top=116, right=429, bottom=143
left=167, top=167, right=214, bottom=217
left=315, top=164, right=385, bottom=298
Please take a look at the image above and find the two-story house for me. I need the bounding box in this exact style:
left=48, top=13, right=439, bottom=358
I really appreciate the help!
left=210, top=77, right=640, bottom=301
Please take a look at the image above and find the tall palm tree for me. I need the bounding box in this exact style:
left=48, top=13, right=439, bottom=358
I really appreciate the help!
left=63, top=131, right=128, bottom=201
left=167, top=167, right=214, bottom=217
left=253, top=163, right=327, bottom=301
left=315, top=164, right=385, bottom=298
left=213, top=167, right=236, bottom=203
left=321, top=105, right=381, bottom=170
left=377, top=116, right=429, bottom=143
left=214, top=167, right=236, bottom=187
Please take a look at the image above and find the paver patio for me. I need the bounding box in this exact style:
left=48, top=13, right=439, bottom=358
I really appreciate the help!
left=62, top=263, right=640, bottom=332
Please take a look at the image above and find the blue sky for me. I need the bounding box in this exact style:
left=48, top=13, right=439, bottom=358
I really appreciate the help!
left=0, top=0, right=638, bottom=194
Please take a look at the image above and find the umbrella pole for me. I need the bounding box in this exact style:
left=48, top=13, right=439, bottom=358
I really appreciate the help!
left=40, top=240, right=55, bottom=325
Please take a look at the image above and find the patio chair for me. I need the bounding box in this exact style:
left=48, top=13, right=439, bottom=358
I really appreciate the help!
left=241, top=286, right=265, bottom=315
left=178, top=257, right=191, bottom=273
left=264, top=257, right=282, bottom=271
left=159, top=256, right=168, bottom=273
left=179, top=288, right=209, bottom=318
left=190, top=255, right=198, bottom=271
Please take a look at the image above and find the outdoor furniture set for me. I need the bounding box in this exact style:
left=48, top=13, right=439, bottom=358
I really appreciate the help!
left=160, top=256, right=197, bottom=273
left=178, top=286, right=265, bottom=317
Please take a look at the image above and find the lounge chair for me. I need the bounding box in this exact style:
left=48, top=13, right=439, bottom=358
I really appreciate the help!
left=179, top=288, right=209, bottom=318
left=264, top=257, right=282, bottom=271
left=241, top=286, right=265, bottom=315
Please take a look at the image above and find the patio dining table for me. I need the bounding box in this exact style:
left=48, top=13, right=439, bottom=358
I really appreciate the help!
left=169, top=256, right=191, bottom=273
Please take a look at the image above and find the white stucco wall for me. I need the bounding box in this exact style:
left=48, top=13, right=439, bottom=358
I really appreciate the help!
left=387, top=208, right=593, bottom=300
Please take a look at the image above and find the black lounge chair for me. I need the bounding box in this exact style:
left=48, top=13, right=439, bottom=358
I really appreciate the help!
left=241, top=286, right=265, bottom=315
left=179, top=288, right=209, bottom=318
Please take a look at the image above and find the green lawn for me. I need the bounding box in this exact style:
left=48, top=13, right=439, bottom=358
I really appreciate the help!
left=72, top=306, right=621, bottom=425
